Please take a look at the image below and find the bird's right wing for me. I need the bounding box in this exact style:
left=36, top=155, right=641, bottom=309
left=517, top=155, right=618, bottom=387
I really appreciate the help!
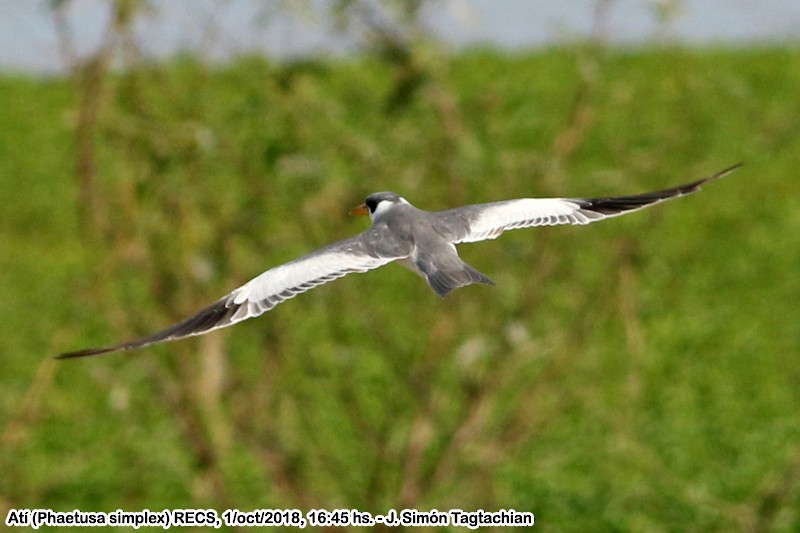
left=443, top=164, right=740, bottom=243
left=58, top=226, right=410, bottom=358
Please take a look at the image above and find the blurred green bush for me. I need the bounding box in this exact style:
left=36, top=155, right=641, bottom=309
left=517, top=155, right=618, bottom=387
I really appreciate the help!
left=1, top=42, right=799, bottom=530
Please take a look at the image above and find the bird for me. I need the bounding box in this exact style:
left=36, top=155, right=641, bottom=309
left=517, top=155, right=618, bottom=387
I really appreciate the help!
left=58, top=164, right=741, bottom=359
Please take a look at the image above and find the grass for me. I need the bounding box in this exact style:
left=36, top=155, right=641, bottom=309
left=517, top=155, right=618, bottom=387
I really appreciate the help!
left=1, top=47, right=799, bottom=531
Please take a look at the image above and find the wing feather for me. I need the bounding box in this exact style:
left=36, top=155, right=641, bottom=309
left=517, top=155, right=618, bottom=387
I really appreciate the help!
left=446, top=164, right=740, bottom=243
left=58, top=229, right=406, bottom=359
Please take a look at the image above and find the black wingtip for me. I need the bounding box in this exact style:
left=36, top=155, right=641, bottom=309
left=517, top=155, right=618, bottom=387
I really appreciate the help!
left=698, top=162, right=743, bottom=186
left=659, top=162, right=743, bottom=197
left=56, top=296, right=243, bottom=360
left=580, top=163, right=742, bottom=215
left=56, top=344, right=128, bottom=360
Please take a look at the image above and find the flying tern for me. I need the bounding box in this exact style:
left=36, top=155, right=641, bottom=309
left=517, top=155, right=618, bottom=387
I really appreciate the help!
left=59, top=164, right=740, bottom=359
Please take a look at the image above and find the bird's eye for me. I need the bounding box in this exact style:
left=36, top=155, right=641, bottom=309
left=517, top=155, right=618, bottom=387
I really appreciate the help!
left=366, top=198, right=378, bottom=212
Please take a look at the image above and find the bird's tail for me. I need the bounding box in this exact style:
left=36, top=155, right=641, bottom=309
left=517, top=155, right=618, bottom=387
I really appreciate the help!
left=425, top=261, right=495, bottom=297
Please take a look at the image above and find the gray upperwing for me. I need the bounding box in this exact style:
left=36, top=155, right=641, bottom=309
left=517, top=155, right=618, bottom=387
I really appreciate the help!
left=438, top=164, right=741, bottom=243
left=58, top=224, right=413, bottom=359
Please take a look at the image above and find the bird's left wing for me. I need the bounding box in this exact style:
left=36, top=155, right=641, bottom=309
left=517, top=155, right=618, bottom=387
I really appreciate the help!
left=443, top=164, right=740, bottom=243
left=58, top=228, right=408, bottom=359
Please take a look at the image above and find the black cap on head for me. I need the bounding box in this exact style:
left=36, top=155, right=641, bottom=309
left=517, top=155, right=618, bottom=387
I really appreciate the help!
left=364, top=192, right=402, bottom=213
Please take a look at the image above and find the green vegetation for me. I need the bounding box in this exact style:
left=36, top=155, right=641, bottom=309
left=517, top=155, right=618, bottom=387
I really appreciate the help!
left=2, top=47, right=799, bottom=531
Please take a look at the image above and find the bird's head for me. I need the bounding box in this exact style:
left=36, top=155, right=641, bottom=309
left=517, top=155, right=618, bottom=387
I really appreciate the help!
left=350, top=192, right=409, bottom=220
